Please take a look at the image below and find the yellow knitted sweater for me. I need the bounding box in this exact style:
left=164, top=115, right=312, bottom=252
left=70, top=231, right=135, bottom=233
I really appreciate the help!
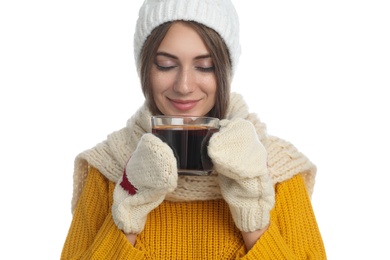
left=61, top=167, right=326, bottom=259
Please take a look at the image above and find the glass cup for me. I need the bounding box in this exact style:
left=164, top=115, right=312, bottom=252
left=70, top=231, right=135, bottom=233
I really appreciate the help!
left=151, top=116, right=220, bottom=176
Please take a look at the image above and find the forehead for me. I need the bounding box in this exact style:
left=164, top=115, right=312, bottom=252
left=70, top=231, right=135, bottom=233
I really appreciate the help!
left=157, top=22, right=209, bottom=55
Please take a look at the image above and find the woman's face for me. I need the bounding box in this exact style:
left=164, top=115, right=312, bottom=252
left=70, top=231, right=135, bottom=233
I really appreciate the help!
left=150, top=22, right=217, bottom=117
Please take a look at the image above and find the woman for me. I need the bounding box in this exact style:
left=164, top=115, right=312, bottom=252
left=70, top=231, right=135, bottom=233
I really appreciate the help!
left=61, top=0, right=326, bottom=259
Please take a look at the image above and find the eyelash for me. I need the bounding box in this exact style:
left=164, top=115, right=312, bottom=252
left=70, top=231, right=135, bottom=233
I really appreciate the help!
left=197, top=66, right=215, bottom=72
left=156, top=64, right=175, bottom=71
left=155, top=64, right=215, bottom=73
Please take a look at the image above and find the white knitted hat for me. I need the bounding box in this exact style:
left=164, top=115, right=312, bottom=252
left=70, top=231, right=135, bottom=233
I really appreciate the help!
left=134, top=0, right=241, bottom=74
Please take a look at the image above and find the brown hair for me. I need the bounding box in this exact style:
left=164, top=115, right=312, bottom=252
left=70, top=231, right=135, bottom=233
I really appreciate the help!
left=138, top=21, right=232, bottom=119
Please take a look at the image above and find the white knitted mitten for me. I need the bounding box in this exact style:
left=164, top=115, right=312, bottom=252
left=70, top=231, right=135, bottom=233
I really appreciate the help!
left=112, top=133, right=178, bottom=234
left=208, top=118, right=275, bottom=232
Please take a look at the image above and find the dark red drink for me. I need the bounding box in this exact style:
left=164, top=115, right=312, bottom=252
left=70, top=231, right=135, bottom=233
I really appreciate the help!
left=152, top=125, right=218, bottom=175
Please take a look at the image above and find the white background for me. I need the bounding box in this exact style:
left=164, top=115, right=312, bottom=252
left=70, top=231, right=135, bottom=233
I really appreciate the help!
left=1, top=0, right=389, bottom=259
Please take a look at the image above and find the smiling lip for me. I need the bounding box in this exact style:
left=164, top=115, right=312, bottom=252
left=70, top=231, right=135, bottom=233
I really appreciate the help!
left=169, top=98, right=199, bottom=111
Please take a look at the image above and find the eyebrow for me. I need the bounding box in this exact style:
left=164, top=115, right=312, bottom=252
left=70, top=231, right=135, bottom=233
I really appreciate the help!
left=156, top=52, right=212, bottom=60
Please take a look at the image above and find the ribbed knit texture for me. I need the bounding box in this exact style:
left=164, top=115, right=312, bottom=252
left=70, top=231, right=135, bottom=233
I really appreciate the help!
left=61, top=167, right=326, bottom=259
left=134, top=0, right=241, bottom=74
left=208, top=118, right=275, bottom=232
left=112, top=134, right=178, bottom=234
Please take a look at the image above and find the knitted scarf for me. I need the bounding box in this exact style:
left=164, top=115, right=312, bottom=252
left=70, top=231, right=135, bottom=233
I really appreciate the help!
left=71, top=92, right=316, bottom=213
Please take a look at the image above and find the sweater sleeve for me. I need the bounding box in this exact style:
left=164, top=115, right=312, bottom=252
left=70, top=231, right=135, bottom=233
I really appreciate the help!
left=241, top=174, right=327, bottom=260
left=61, top=167, right=145, bottom=260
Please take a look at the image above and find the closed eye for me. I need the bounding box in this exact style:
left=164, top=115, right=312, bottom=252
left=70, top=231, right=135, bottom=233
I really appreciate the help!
left=196, top=66, right=215, bottom=72
left=155, top=63, right=177, bottom=71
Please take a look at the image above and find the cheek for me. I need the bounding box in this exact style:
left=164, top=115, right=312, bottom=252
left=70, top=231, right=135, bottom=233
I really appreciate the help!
left=150, top=72, right=173, bottom=113
left=199, top=75, right=217, bottom=95
left=150, top=71, right=175, bottom=94
left=150, top=71, right=161, bottom=93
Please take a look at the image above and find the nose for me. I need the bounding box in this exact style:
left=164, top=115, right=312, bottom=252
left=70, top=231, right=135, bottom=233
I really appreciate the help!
left=173, top=68, right=195, bottom=94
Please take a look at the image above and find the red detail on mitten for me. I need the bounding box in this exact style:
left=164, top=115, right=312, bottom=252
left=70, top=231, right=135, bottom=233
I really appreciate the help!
left=120, top=169, right=138, bottom=195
